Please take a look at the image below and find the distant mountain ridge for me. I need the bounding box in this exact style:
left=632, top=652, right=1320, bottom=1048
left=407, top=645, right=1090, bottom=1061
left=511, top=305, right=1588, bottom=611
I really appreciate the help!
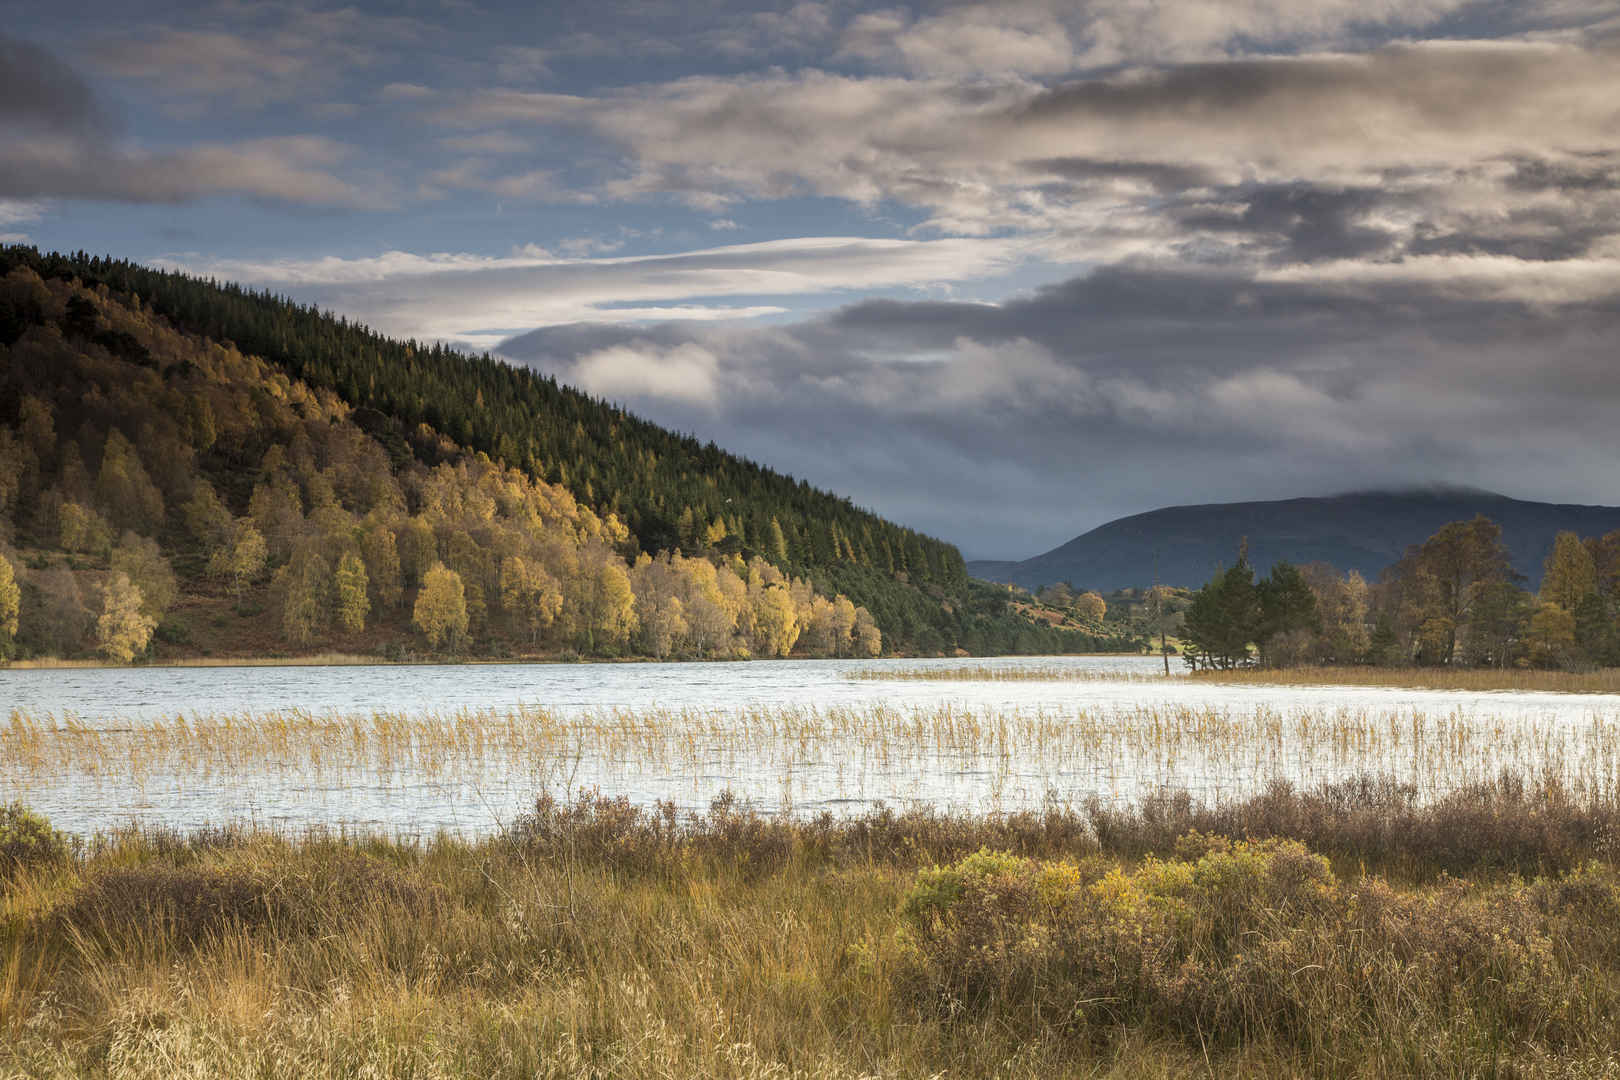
left=969, top=490, right=1620, bottom=592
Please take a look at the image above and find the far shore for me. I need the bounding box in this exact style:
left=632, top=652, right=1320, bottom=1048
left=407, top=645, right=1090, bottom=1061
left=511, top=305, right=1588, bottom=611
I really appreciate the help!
left=1, top=650, right=1148, bottom=672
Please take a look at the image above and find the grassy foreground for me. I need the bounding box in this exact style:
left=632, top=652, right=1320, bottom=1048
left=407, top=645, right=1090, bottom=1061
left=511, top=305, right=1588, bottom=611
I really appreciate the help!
left=4, top=778, right=1620, bottom=1078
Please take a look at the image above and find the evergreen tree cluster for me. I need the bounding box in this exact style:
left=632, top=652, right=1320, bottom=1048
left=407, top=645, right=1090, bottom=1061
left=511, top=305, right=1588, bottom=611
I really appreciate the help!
left=1180, top=547, right=1320, bottom=669
left=1179, top=518, right=1620, bottom=671
left=0, top=246, right=964, bottom=607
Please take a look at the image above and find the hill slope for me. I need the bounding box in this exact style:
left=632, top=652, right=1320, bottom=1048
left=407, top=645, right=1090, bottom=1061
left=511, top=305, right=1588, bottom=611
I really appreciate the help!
left=0, top=247, right=1126, bottom=658
left=969, top=490, right=1620, bottom=591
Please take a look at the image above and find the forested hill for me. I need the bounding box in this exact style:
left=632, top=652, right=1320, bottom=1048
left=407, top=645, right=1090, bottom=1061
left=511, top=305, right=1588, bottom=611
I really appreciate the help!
left=0, top=246, right=1125, bottom=658
left=0, top=247, right=961, bottom=591
left=970, top=490, right=1620, bottom=593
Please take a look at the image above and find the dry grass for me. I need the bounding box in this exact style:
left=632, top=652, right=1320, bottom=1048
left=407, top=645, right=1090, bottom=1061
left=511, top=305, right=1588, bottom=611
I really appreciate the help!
left=1196, top=664, right=1620, bottom=694
left=9, top=699, right=1620, bottom=831
left=850, top=663, right=1176, bottom=682
left=3, top=652, right=382, bottom=670
left=2, top=782, right=1619, bottom=1078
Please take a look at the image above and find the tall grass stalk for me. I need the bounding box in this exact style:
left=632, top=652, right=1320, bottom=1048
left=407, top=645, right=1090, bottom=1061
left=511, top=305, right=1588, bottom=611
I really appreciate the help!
left=1194, top=664, right=1620, bottom=694
left=7, top=702, right=1620, bottom=834
left=2, top=782, right=1618, bottom=1077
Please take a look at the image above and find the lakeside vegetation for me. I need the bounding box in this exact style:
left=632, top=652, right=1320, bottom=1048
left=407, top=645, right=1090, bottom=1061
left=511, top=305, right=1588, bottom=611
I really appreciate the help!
left=9, top=700, right=1620, bottom=830
left=1195, top=663, right=1620, bottom=694
left=849, top=663, right=1176, bottom=682
left=4, top=777, right=1620, bottom=1078
left=1173, top=516, right=1620, bottom=676
left=856, top=661, right=1620, bottom=694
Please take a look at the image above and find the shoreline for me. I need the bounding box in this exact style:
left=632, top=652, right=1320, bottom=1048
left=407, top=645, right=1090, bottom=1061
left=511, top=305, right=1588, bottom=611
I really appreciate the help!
left=0, top=650, right=1149, bottom=672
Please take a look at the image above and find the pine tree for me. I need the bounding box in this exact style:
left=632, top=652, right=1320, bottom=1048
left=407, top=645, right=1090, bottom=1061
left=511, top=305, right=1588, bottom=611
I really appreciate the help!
left=1255, top=561, right=1319, bottom=665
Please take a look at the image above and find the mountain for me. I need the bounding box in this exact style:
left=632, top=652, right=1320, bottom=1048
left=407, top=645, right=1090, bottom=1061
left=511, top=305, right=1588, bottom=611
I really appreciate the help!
left=968, top=489, right=1620, bottom=592
left=0, top=246, right=1127, bottom=659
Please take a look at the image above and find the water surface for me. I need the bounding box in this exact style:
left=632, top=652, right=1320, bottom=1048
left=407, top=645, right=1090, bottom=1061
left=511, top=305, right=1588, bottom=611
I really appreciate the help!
left=4, top=656, right=1616, bottom=836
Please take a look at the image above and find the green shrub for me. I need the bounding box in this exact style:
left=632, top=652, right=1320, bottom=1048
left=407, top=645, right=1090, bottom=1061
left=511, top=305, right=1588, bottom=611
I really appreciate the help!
left=897, top=836, right=1617, bottom=1061
left=0, top=802, right=67, bottom=879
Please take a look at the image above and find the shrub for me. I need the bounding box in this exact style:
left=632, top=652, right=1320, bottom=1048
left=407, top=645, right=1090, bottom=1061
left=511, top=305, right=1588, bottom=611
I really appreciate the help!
left=0, top=802, right=67, bottom=880
left=896, top=836, right=1616, bottom=1060
left=506, top=789, right=1100, bottom=876
left=53, top=847, right=443, bottom=949
left=1086, top=773, right=1618, bottom=878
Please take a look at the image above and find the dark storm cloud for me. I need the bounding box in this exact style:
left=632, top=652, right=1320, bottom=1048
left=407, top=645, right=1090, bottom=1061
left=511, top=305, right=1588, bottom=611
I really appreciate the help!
left=497, top=259, right=1620, bottom=557
left=0, top=36, right=377, bottom=206
left=0, top=34, right=108, bottom=134
left=1504, top=155, right=1620, bottom=194
left=1169, top=183, right=1398, bottom=263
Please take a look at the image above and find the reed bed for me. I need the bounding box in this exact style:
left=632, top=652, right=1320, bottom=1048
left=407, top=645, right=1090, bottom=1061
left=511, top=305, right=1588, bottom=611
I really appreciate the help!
left=1195, top=663, right=1620, bottom=694
left=2, top=781, right=1619, bottom=1078
left=6, top=700, right=1620, bottom=838
left=3, top=652, right=383, bottom=670
left=850, top=663, right=1178, bottom=682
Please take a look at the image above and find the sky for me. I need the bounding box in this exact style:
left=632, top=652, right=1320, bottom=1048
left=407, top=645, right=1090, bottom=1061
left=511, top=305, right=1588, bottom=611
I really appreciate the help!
left=5, top=1, right=1620, bottom=560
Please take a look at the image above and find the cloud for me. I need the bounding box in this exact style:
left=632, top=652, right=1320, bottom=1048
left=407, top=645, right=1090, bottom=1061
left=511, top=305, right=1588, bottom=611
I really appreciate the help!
left=1, top=133, right=383, bottom=208
left=494, top=256, right=1620, bottom=557
left=421, top=38, right=1620, bottom=253
left=0, top=36, right=381, bottom=207
left=831, top=0, right=1483, bottom=75
left=158, top=233, right=1035, bottom=343
left=380, top=82, right=436, bottom=101
left=0, top=199, right=44, bottom=227
left=838, top=6, right=1077, bottom=76
left=0, top=35, right=108, bottom=134
left=573, top=342, right=724, bottom=408
left=86, top=6, right=425, bottom=108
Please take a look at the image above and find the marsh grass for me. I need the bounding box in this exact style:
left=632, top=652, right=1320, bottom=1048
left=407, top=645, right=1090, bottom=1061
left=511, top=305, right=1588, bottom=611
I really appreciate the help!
left=8, top=701, right=1620, bottom=837
left=861, top=662, right=1620, bottom=695
left=850, top=663, right=1176, bottom=682
left=3, top=782, right=1620, bottom=1078
left=1195, top=664, right=1620, bottom=694
left=4, top=652, right=386, bottom=670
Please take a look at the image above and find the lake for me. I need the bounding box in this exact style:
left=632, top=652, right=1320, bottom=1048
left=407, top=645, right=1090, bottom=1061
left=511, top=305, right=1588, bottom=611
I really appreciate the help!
left=5, top=655, right=1618, bottom=836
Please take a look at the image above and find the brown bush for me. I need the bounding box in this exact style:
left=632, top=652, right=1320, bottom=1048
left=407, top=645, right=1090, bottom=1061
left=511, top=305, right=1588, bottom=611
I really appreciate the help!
left=506, top=788, right=1101, bottom=875
left=895, top=837, right=1620, bottom=1060
left=53, top=848, right=443, bottom=949
left=1087, top=773, right=1618, bottom=877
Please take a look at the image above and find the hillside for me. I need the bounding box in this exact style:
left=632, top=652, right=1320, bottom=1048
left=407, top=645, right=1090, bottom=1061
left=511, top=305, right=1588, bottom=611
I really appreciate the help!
left=0, top=249, right=1126, bottom=660
left=969, top=489, right=1620, bottom=592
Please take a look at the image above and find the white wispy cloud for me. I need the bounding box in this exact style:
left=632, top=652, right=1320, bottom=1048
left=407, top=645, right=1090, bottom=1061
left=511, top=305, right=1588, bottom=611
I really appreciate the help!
left=158, top=234, right=1041, bottom=343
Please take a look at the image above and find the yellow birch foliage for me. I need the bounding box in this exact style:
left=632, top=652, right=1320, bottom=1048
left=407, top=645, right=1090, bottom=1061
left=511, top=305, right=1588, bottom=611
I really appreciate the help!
left=0, top=554, right=19, bottom=655
left=97, top=572, right=156, bottom=663
left=335, top=551, right=370, bottom=633
left=413, top=562, right=468, bottom=650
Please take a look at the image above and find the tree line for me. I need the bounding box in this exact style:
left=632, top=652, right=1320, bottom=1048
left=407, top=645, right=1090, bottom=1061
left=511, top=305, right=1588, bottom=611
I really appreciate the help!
left=0, top=246, right=968, bottom=644
left=0, top=268, right=886, bottom=662
left=1179, top=517, right=1620, bottom=671
left=0, top=266, right=1137, bottom=661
